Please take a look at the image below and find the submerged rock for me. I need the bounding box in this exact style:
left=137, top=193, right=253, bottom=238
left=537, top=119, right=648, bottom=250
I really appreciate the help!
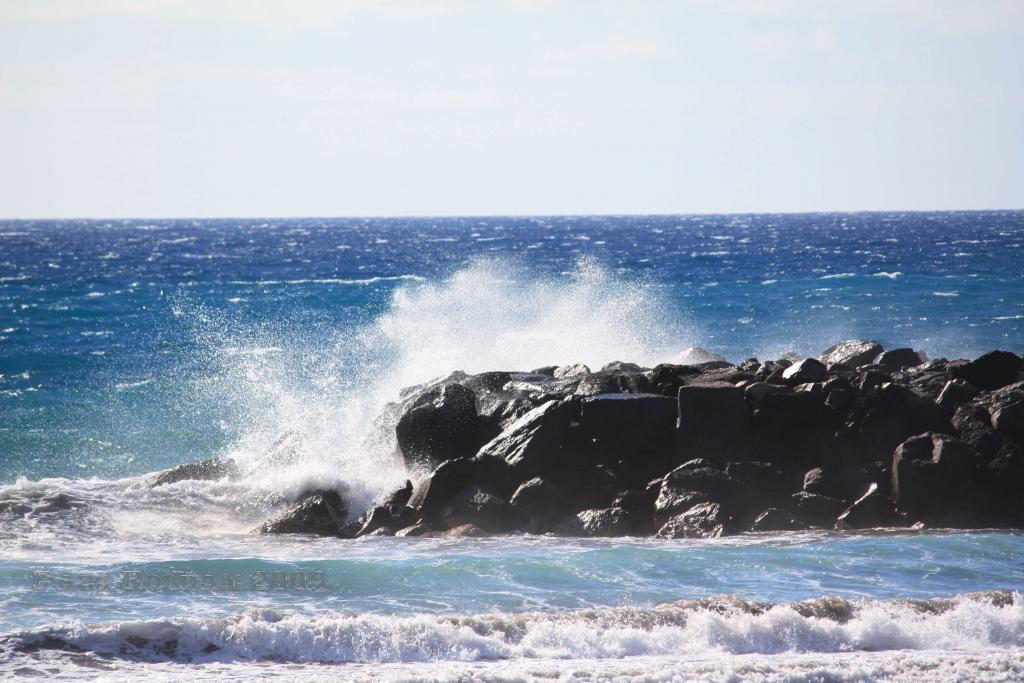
left=148, top=458, right=238, bottom=487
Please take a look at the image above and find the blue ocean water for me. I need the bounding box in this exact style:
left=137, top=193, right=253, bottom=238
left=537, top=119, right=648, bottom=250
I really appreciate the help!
left=1, top=212, right=1023, bottom=680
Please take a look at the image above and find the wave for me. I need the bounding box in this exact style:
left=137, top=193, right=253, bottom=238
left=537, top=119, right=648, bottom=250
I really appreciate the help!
left=2, top=592, right=1020, bottom=666
left=224, top=275, right=426, bottom=286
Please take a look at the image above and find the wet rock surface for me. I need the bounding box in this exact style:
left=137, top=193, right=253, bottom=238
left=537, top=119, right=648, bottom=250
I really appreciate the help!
left=253, top=345, right=1024, bottom=537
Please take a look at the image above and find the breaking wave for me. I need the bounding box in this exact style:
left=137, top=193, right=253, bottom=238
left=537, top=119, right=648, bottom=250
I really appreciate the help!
left=3, top=592, right=1020, bottom=666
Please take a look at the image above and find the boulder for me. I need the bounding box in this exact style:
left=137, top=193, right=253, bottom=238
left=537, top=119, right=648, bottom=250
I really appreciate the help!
left=553, top=363, right=591, bottom=380
left=396, top=383, right=479, bottom=472
left=148, top=458, right=237, bottom=487
left=859, top=384, right=953, bottom=460
left=256, top=490, right=353, bottom=537
left=751, top=508, right=807, bottom=532
left=560, top=507, right=633, bottom=537
left=579, top=393, right=677, bottom=465
left=952, top=351, right=1023, bottom=390
left=835, top=483, right=900, bottom=530
left=575, top=369, right=653, bottom=396
left=654, top=484, right=711, bottom=525
left=820, top=340, right=884, bottom=369
left=406, top=456, right=510, bottom=520
left=743, top=382, right=793, bottom=405
left=782, top=358, right=828, bottom=385
left=357, top=504, right=416, bottom=537
left=791, top=491, right=848, bottom=527
left=662, top=462, right=741, bottom=502
left=439, top=485, right=508, bottom=531
left=477, top=397, right=581, bottom=479
left=802, top=467, right=852, bottom=501
left=677, top=382, right=752, bottom=463
left=891, top=432, right=977, bottom=524
left=936, top=379, right=979, bottom=409
left=656, top=502, right=730, bottom=539
left=874, top=348, right=927, bottom=372
left=751, top=392, right=835, bottom=469
left=601, top=361, right=647, bottom=373
left=991, top=401, right=1024, bottom=445
left=952, top=404, right=1004, bottom=464
left=508, top=477, right=565, bottom=531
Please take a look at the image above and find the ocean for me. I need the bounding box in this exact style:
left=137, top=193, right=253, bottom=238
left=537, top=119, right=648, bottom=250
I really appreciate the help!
left=1, top=212, right=1023, bottom=680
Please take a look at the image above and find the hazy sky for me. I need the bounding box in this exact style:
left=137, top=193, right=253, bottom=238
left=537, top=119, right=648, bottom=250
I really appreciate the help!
left=1, top=0, right=1022, bottom=218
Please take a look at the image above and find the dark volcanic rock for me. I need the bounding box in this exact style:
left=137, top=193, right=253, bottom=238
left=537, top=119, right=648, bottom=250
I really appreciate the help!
left=859, top=384, right=953, bottom=460
left=782, top=358, right=828, bottom=385
left=579, top=393, right=677, bottom=465
left=820, top=340, right=884, bottom=369
left=835, top=483, right=900, bottom=530
left=677, top=382, right=752, bottom=463
left=874, top=348, right=926, bottom=372
left=257, top=490, right=352, bottom=537
left=952, top=351, right=1023, bottom=391
left=656, top=502, right=730, bottom=539
left=396, top=383, right=479, bottom=472
left=891, top=432, right=976, bottom=525
left=936, top=379, right=980, bottom=409
left=560, top=507, right=633, bottom=537
left=752, top=507, right=807, bottom=532
left=149, top=458, right=238, bottom=487
left=477, top=397, right=582, bottom=479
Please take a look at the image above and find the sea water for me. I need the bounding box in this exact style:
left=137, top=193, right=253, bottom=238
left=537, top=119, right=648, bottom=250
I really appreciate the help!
left=1, top=213, right=1023, bottom=680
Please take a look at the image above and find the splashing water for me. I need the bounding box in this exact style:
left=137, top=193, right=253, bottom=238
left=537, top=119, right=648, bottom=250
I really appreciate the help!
left=184, top=258, right=695, bottom=510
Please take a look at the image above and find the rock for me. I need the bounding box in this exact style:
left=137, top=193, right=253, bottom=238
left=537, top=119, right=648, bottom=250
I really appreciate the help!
left=677, top=382, right=752, bottom=463
left=148, top=458, right=237, bottom=487
left=874, top=348, right=927, bottom=372
left=859, top=384, right=954, bottom=460
left=256, top=490, right=353, bottom=537
left=676, top=347, right=729, bottom=364
left=744, top=382, right=794, bottom=405
left=986, top=449, right=1024, bottom=521
left=579, top=393, right=677, bottom=465
left=891, top=432, right=976, bottom=525
left=991, top=401, right=1024, bottom=445
left=561, top=507, right=633, bottom=537
left=858, top=368, right=892, bottom=392
left=601, top=361, right=647, bottom=373
left=802, top=467, right=851, bottom=501
left=553, top=363, right=591, bottom=380
left=477, top=397, right=581, bottom=479
left=791, top=491, right=848, bottom=527
left=820, top=340, right=884, bottom=369
left=662, top=462, right=741, bottom=502
left=446, top=523, right=490, bottom=538
left=782, top=358, right=828, bottom=385
left=574, top=369, right=653, bottom=396
left=751, top=392, right=835, bottom=469
left=378, top=480, right=414, bottom=509
left=952, top=351, right=1023, bottom=390
left=357, top=505, right=415, bottom=537
left=656, top=502, right=730, bottom=538
left=396, top=383, right=479, bottom=472
left=507, top=477, right=561, bottom=531
left=406, top=457, right=508, bottom=520
left=952, top=404, right=1005, bottom=465
left=936, top=379, right=979, bottom=409
left=395, top=523, right=435, bottom=537
left=835, top=483, right=900, bottom=530
left=439, top=485, right=508, bottom=531
left=654, top=484, right=711, bottom=525
left=752, top=508, right=807, bottom=532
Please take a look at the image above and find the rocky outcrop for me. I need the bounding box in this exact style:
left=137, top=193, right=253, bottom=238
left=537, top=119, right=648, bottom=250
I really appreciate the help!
left=253, top=346, right=1024, bottom=539
left=148, top=458, right=238, bottom=487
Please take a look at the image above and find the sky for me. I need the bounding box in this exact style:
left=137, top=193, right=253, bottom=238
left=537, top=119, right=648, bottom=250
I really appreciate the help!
left=0, top=0, right=1022, bottom=218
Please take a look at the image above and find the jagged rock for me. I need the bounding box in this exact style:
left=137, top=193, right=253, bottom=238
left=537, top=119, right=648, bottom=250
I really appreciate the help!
left=835, top=483, right=900, bottom=530
left=553, top=363, right=591, bottom=380
left=379, top=480, right=414, bottom=508
left=677, top=382, right=752, bottom=463
left=744, top=382, right=793, bottom=405
left=952, top=404, right=1004, bottom=464
left=751, top=392, right=834, bottom=469
left=791, top=491, right=848, bottom=527
left=782, top=358, right=828, bottom=385
left=256, top=490, right=353, bottom=537
left=874, top=348, right=927, bottom=372
left=407, top=456, right=510, bottom=520
left=357, top=505, right=416, bottom=537
left=574, top=369, right=653, bottom=396
left=396, top=383, right=479, bottom=472
left=508, top=477, right=565, bottom=532
left=654, top=484, right=711, bottom=525
left=148, top=458, right=237, bottom=487
left=952, top=351, right=1023, bottom=390
left=752, top=507, right=807, bottom=532
left=661, top=461, right=741, bottom=502
left=601, top=361, right=647, bottom=373
left=859, top=384, right=953, bottom=459
left=820, top=340, right=884, bottom=369
left=439, top=485, right=508, bottom=531
left=579, top=393, right=677, bottom=465
left=561, top=507, right=633, bottom=537
left=656, top=502, right=730, bottom=538
left=858, top=368, right=892, bottom=391
left=477, top=397, right=581, bottom=479
left=802, top=467, right=852, bottom=500
left=891, top=432, right=976, bottom=525
left=992, top=401, right=1024, bottom=445
left=937, top=379, right=980, bottom=409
